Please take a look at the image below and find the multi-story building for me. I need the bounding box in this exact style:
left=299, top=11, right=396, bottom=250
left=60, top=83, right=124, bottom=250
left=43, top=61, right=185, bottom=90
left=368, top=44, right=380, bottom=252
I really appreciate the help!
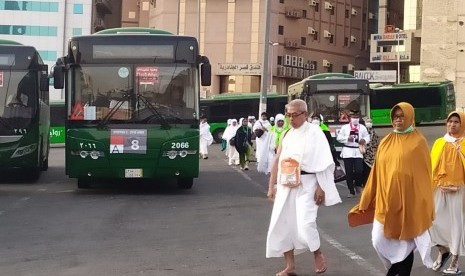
left=0, top=0, right=93, bottom=102
left=96, top=0, right=378, bottom=96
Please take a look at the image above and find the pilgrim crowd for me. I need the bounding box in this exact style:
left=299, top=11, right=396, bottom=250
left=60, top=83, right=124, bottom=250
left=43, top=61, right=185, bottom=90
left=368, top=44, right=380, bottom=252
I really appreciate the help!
left=199, top=100, right=465, bottom=276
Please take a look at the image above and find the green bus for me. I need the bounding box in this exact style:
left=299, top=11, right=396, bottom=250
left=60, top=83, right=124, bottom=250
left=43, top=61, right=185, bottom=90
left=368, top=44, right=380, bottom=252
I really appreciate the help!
left=200, top=93, right=288, bottom=143
left=49, top=101, right=65, bottom=145
left=288, top=73, right=370, bottom=151
left=370, top=81, right=456, bottom=125
left=53, top=27, right=211, bottom=189
left=0, top=39, right=50, bottom=178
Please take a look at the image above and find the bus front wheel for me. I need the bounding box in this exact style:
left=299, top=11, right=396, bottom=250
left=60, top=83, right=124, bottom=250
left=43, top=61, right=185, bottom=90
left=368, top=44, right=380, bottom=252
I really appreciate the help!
left=177, top=178, right=194, bottom=189
left=212, top=128, right=225, bottom=144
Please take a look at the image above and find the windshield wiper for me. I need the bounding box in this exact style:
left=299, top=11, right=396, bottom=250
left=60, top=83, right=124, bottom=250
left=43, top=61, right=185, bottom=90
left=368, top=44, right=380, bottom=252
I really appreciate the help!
left=136, top=94, right=170, bottom=129
left=97, top=89, right=131, bottom=129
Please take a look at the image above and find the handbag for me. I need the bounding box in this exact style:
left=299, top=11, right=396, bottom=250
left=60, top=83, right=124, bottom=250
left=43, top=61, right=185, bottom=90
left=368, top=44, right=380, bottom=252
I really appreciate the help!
left=279, top=157, right=301, bottom=188
left=254, top=128, right=264, bottom=138
left=334, top=166, right=346, bottom=183
left=229, top=137, right=236, bottom=146
left=348, top=204, right=375, bottom=227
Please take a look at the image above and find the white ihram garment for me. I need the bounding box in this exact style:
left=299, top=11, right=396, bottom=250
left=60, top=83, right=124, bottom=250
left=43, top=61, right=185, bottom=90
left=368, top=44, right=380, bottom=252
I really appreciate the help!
left=253, top=119, right=271, bottom=163
left=266, top=122, right=341, bottom=258
left=199, top=122, right=213, bottom=156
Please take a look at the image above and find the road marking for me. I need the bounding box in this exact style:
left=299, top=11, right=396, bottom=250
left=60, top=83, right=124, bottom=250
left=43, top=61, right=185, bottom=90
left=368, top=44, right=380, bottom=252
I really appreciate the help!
left=319, top=229, right=385, bottom=276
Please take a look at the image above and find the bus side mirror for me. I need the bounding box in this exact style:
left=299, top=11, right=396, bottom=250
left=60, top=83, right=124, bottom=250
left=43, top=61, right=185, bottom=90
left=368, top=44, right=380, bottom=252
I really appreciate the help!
left=53, top=65, right=65, bottom=89
left=201, top=63, right=211, bottom=86
left=40, top=74, right=49, bottom=92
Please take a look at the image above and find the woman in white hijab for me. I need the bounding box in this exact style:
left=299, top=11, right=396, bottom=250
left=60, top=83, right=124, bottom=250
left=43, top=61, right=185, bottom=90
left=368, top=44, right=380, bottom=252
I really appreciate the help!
left=222, top=119, right=232, bottom=152
left=223, top=119, right=240, bottom=165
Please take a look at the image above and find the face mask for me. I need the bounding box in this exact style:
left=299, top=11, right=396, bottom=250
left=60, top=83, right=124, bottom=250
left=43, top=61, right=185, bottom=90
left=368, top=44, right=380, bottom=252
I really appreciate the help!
left=311, top=119, right=320, bottom=125
left=365, top=122, right=373, bottom=129
left=351, top=118, right=359, bottom=125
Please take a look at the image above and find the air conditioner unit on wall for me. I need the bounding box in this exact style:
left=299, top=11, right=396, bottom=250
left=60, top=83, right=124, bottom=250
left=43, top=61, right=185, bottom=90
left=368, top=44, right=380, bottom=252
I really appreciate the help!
left=323, top=59, right=331, bottom=68
left=309, top=0, right=318, bottom=6
left=303, top=63, right=310, bottom=69
left=369, top=12, right=376, bottom=19
left=308, top=27, right=316, bottom=35
left=351, top=8, right=357, bottom=15
left=350, top=35, right=356, bottom=42
left=291, top=56, right=298, bottom=67
left=324, top=30, right=332, bottom=38
left=348, top=64, right=355, bottom=71
left=298, top=57, right=304, bottom=68
left=324, top=2, right=333, bottom=10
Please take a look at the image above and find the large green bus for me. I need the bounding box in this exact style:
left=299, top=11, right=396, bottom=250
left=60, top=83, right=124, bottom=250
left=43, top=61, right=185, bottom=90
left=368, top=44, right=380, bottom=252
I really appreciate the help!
left=370, top=81, right=456, bottom=125
left=0, top=39, right=50, bottom=178
left=53, top=27, right=211, bottom=189
left=49, top=101, right=65, bottom=145
left=200, top=93, right=288, bottom=143
left=288, top=73, right=370, bottom=151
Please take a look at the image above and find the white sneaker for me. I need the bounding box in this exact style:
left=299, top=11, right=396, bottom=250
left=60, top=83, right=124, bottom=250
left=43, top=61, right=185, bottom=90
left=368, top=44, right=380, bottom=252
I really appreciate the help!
left=244, top=165, right=249, bottom=171
left=347, top=193, right=356, bottom=198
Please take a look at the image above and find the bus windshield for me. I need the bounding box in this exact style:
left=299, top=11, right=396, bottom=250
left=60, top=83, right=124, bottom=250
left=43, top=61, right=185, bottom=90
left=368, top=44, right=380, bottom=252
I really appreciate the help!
left=69, top=64, right=197, bottom=124
left=308, top=93, right=369, bottom=124
left=0, top=70, right=37, bottom=132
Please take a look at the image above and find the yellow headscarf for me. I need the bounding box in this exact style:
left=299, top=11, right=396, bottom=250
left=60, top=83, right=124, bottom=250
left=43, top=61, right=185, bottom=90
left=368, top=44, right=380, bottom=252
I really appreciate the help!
left=352, top=102, right=434, bottom=240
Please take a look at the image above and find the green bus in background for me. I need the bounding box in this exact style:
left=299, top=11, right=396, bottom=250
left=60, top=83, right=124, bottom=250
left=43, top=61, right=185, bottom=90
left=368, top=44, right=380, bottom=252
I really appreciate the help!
left=0, top=39, right=50, bottom=179
left=200, top=93, right=288, bottom=143
left=288, top=73, right=370, bottom=151
left=370, top=81, right=456, bottom=125
left=50, top=101, right=65, bottom=145
left=53, top=27, right=211, bottom=189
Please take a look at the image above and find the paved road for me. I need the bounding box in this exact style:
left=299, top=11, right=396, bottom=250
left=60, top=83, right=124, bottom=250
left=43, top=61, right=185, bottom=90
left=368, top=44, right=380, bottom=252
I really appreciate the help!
left=0, top=125, right=449, bottom=275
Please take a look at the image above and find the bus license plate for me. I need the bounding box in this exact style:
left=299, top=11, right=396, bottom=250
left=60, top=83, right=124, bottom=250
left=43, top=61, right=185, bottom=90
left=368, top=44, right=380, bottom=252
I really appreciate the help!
left=125, top=169, right=143, bottom=178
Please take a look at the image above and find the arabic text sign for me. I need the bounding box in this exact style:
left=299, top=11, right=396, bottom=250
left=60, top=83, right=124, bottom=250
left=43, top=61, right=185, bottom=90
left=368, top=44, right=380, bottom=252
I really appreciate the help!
left=354, top=70, right=397, bottom=83
left=136, top=67, right=158, bottom=84
left=110, top=129, right=147, bottom=154
left=217, top=63, right=262, bottom=75
left=370, top=53, right=411, bottom=63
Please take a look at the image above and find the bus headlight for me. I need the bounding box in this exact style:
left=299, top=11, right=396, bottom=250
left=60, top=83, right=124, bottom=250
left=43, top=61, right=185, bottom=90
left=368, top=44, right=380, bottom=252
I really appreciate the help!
left=11, top=143, right=38, bottom=158
left=90, top=151, right=101, bottom=159
left=162, top=150, right=197, bottom=159
left=71, top=150, right=104, bottom=159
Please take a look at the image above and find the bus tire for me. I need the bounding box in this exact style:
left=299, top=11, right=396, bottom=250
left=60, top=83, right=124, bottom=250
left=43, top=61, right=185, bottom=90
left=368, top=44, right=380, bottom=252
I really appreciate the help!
left=212, top=128, right=225, bottom=144
left=77, top=178, right=92, bottom=189
left=177, top=178, right=194, bottom=189
left=40, top=157, right=49, bottom=171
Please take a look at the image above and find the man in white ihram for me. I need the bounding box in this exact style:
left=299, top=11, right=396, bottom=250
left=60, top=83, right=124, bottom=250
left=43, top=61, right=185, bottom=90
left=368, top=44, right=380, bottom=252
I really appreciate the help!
left=266, top=99, right=341, bottom=276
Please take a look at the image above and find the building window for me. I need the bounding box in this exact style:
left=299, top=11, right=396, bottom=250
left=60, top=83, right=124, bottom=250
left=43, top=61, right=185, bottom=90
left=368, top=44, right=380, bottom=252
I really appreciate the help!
left=38, top=50, right=57, bottom=61
left=72, top=28, right=82, bottom=36
left=278, top=25, right=284, bottom=35
left=329, top=35, right=334, bottom=44
left=344, top=37, right=348, bottom=46
left=277, top=56, right=283, bottom=65
left=301, top=37, right=306, bottom=46
left=302, top=10, right=307, bottom=18
left=315, top=3, right=319, bottom=12
left=0, top=1, right=58, bottom=12
left=331, top=8, right=335, bottom=16
left=342, top=65, right=348, bottom=73
left=279, top=0, right=284, bottom=3
left=313, top=31, right=318, bottom=40
left=73, top=3, right=83, bottom=14
left=327, top=64, right=333, bottom=73
left=0, top=25, right=57, bottom=36
left=345, top=9, right=349, bottom=18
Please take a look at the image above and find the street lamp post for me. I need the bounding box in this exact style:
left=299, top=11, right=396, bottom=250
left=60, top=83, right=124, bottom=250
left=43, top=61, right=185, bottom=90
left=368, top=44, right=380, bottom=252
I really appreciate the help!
left=269, top=41, right=279, bottom=92
left=395, top=27, right=402, bottom=84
